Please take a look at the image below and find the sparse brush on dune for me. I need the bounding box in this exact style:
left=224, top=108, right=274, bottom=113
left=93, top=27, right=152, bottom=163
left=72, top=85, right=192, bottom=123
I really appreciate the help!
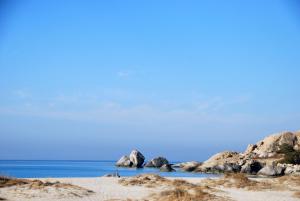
left=118, top=174, right=168, bottom=188
left=158, top=187, right=211, bottom=201
left=201, top=173, right=272, bottom=190
left=0, top=174, right=94, bottom=193
left=0, top=175, right=30, bottom=188
left=119, top=174, right=227, bottom=201
left=293, top=191, right=300, bottom=198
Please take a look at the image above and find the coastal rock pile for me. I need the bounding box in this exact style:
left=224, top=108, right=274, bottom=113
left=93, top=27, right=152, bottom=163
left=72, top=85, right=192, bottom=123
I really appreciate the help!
left=180, top=130, right=300, bottom=176
left=116, top=149, right=145, bottom=168
left=116, top=150, right=173, bottom=171
left=116, top=130, right=300, bottom=176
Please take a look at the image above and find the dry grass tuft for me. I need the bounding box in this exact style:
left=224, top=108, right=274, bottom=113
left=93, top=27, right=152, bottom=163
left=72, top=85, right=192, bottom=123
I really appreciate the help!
left=154, top=185, right=226, bottom=201
left=159, top=187, right=210, bottom=201
left=119, top=174, right=167, bottom=188
left=0, top=175, right=94, bottom=193
left=294, top=191, right=300, bottom=198
left=276, top=175, right=300, bottom=186
left=0, top=175, right=30, bottom=188
left=201, top=173, right=271, bottom=190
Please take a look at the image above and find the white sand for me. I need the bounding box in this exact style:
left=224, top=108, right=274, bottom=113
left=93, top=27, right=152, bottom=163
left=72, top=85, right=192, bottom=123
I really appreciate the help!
left=0, top=177, right=299, bottom=201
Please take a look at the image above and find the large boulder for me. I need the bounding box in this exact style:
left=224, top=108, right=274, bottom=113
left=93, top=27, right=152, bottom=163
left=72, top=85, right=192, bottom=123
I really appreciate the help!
left=145, top=157, right=169, bottom=168
left=116, top=155, right=132, bottom=167
left=241, top=160, right=264, bottom=174
left=129, top=149, right=145, bottom=168
left=160, top=164, right=175, bottom=172
left=257, top=164, right=285, bottom=176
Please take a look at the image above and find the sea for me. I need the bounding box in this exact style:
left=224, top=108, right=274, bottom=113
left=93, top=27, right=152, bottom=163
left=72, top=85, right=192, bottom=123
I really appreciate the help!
left=0, top=160, right=215, bottom=178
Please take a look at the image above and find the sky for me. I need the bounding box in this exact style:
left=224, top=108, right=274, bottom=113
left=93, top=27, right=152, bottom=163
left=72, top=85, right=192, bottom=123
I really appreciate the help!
left=0, top=0, right=300, bottom=161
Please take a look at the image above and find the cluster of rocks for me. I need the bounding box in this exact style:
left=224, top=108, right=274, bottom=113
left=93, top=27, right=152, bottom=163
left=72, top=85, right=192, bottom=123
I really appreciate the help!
left=116, top=149, right=174, bottom=172
left=177, top=131, right=300, bottom=177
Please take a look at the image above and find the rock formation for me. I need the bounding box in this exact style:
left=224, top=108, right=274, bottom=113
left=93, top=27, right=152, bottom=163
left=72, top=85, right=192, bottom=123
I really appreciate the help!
left=160, top=164, right=175, bottom=172
left=129, top=149, right=145, bottom=168
left=116, top=155, right=132, bottom=167
left=115, top=149, right=145, bottom=168
left=182, top=130, right=300, bottom=176
left=145, top=157, right=169, bottom=168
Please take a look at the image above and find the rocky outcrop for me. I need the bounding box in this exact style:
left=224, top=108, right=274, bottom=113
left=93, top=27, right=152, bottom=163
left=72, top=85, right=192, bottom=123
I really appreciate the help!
left=195, top=151, right=243, bottom=173
left=181, top=130, right=300, bottom=176
left=277, top=163, right=300, bottom=175
left=244, top=131, right=300, bottom=158
left=129, top=149, right=145, bottom=168
left=116, top=156, right=132, bottom=167
left=116, top=149, right=145, bottom=168
left=145, top=157, right=169, bottom=168
left=160, top=164, right=175, bottom=172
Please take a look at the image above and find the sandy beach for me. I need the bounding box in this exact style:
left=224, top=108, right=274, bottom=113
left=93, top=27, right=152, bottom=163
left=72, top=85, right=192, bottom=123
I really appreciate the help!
left=1, top=175, right=299, bottom=201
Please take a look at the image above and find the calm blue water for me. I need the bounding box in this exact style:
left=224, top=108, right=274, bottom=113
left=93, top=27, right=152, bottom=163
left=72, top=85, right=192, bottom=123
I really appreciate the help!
left=0, top=160, right=214, bottom=178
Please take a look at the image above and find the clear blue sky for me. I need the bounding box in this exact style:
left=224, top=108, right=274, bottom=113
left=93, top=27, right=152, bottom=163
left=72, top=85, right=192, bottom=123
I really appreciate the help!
left=0, top=0, right=300, bottom=161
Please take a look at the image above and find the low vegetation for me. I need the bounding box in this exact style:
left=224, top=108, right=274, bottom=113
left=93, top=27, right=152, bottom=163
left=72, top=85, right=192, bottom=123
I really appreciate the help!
left=202, top=173, right=271, bottom=190
left=119, top=174, right=227, bottom=201
left=119, top=174, right=168, bottom=188
left=277, top=143, right=300, bottom=164
left=0, top=175, right=92, bottom=191
left=0, top=175, right=31, bottom=188
left=119, top=173, right=300, bottom=200
left=0, top=175, right=94, bottom=199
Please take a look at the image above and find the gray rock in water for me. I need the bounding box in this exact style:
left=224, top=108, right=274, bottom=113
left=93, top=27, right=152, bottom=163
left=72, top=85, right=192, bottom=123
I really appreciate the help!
left=129, top=149, right=145, bottom=168
left=103, top=172, right=120, bottom=177
left=116, top=155, right=132, bottom=167
left=145, top=157, right=169, bottom=168
left=160, top=164, right=175, bottom=172
left=257, top=165, right=284, bottom=176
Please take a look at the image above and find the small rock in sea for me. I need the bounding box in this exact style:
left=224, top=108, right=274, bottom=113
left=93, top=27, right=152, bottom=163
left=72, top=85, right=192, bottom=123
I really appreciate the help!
left=145, top=157, right=169, bottom=168
left=103, top=172, right=120, bottom=177
left=160, top=164, right=175, bottom=172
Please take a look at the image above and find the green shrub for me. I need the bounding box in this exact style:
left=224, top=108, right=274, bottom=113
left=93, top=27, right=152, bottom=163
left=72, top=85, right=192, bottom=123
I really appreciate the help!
left=278, top=143, right=300, bottom=164
left=278, top=143, right=294, bottom=154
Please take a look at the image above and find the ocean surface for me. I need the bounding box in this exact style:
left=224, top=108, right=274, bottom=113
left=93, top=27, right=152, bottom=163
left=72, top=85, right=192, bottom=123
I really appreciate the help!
left=0, top=160, right=215, bottom=178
